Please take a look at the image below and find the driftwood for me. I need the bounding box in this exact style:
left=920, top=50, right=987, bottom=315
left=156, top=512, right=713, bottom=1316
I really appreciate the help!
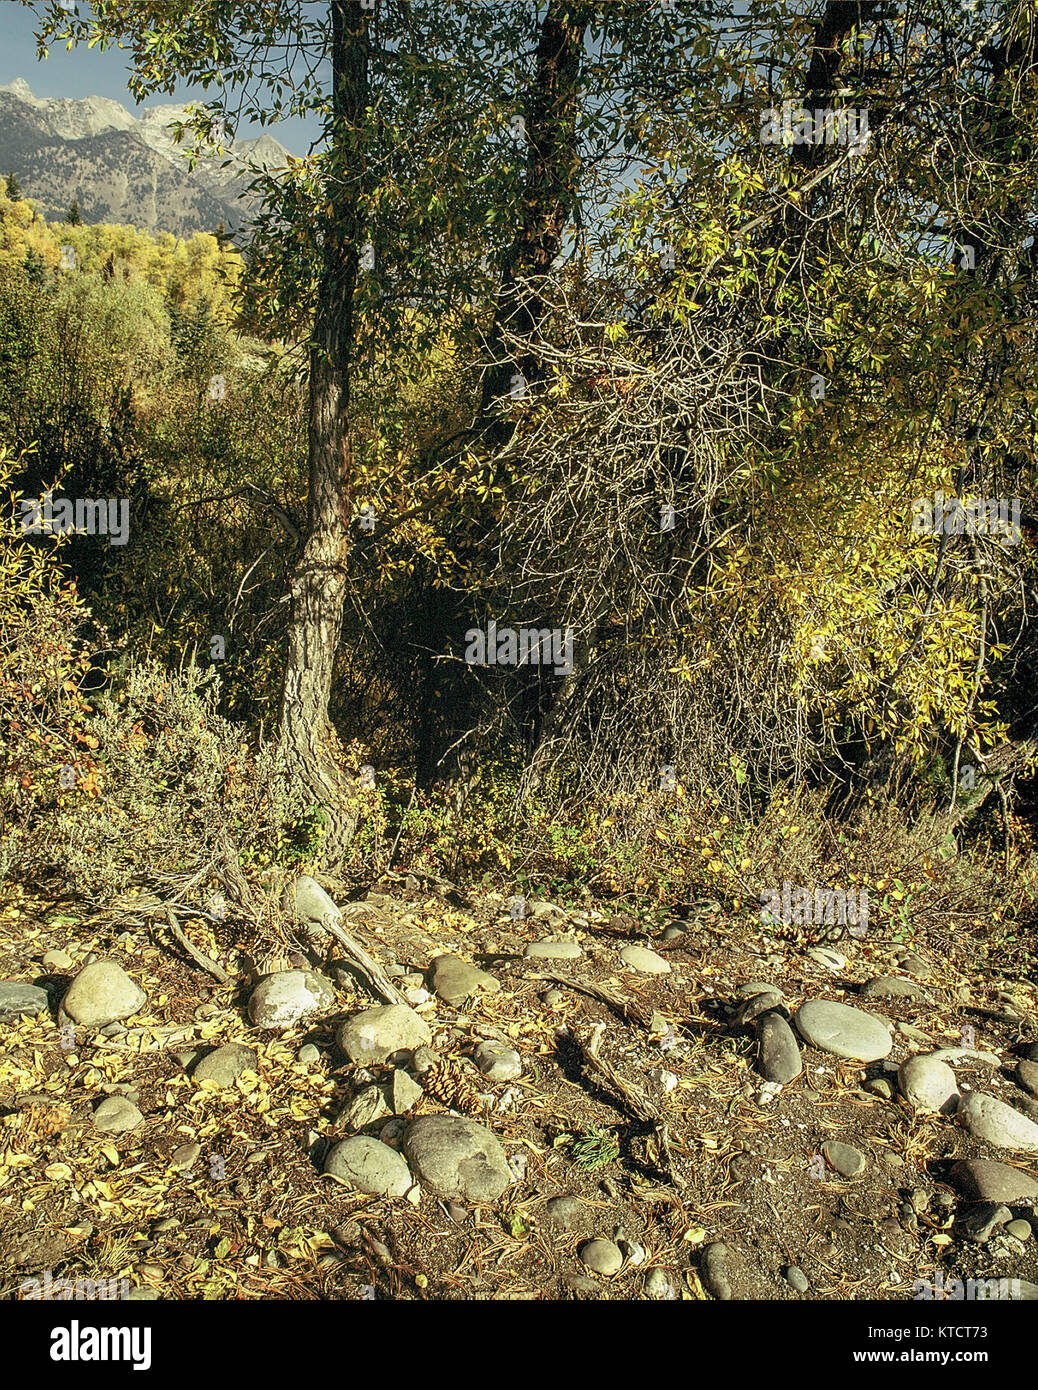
left=316, top=916, right=408, bottom=1007
left=538, top=973, right=655, bottom=1029
left=165, top=908, right=234, bottom=986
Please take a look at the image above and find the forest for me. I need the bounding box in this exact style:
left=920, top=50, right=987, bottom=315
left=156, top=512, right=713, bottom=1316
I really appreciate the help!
left=1, top=0, right=1038, bottom=1316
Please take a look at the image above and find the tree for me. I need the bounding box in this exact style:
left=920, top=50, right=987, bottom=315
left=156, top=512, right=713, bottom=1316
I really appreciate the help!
left=4, top=172, right=22, bottom=201
left=65, top=198, right=83, bottom=226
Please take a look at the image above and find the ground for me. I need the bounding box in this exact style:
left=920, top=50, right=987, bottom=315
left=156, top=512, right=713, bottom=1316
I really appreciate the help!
left=0, top=878, right=1036, bottom=1302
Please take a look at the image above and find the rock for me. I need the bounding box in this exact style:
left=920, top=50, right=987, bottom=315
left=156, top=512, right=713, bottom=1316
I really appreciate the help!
left=895, top=951, right=931, bottom=979
left=794, top=999, right=893, bottom=1062
left=757, top=1011, right=803, bottom=1083
left=618, top=1239, right=645, bottom=1266
left=929, top=1047, right=1002, bottom=1068
left=193, top=1043, right=258, bottom=1087
left=701, top=1242, right=732, bottom=1300
left=293, top=875, right=342, bottom=925
left=619, top=945, right=671, bottom=975
left=737, top=981, right=780, bottom=998
left=562, top=1273, right=602, bottom=1297
left=1020, top=1043, right=1038, bottom=1063
left=341, top=1085, right=392, bottom=1130
left=324, top=1136, right=414, bottom=1197
left=644, top=1268, right=676, bottom=1299
left=545, top=1195, right=582, bottom=1229
left=822, top=1141, right=866, bottom=1178
left=956, top=1093, right=1038, bottom=1152
left=956, top=1203, right=1012, bottom=1244
left=380, top=1118, right=406, bottom=1145
left=865, top=1076, right=897, bottom=1100
left=337, top=1004, right=432, bottom=1063
left=170, top=1143, right=200, bottom=1171
left=1006, top=1219, right=1032, bottom=1241
left=403, top=1115, right=511, bottom=1202
left=524, top=940, right=583, bottom=960
left=389, top=1069, right=425, bottom=1114
left=297, top=1044, right=320, bottom=1064
left=949, top=1159, right=1038, bottom=1204
left=61, top=961, right=146, bottom=1028
left=785, top=1265, right=810, bottom=1293
left=1016, top=1060, right=1038, bottom=1097
left=42, top=950, right=74, bottom=972
left=92, top=1096, right=144, bottom=1133
left=807, top=948, right=846, bottom=971
left=531, top=900, right=567, bottom=921
left=473, top=1040, right=522, bottom=1082
left=896, top=1023, right=933, bottom=1044
left=898, top=1055, right=959, bottom=1114
left=247, top=970, right=335, bottom=1030
left=0, top=982, right=50, bottom=1023
left=541, top=989, right=566, bottom=1009
left=909, top=1189, right=931, bottom=1214
left=430, top=954, right=501, bottom=1006
left=125, top=1288, right=161, bottom=1301
left=580, top=1239, right=623, bottom=1276
left=661, top=926, right=684, bottom=942
left=735, top=991, right=787, bottom=1026
left=860, top=976, right=927, bottom=1000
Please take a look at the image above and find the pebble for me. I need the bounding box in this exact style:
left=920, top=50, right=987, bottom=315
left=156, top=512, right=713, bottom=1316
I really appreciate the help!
left=929, top=1047, right=1001, bottom=1068
left=619, top=1239, right=646, bottom=1266
left=1006, top=1219, right=1032, bottom=1242
left=170, top=1143, right=201, bottom=1171
left=619, top=945, right=671, bottom=975
left=524, top=940, right=583, bottom=960
left=390, top=1069, right=425, bottom=1114
left=152, top=1218, right=179, bottom=1234
left=956, top=1202, right=1012, bottom=1244
left=909, top=1189, right=930, bottom=1214
left=193, top=1043, right=258, bottom=1087
left=644, top=1268, right=676, bottom=1299
left=757, top=1011, right=803, bottom=1083
left=42, top=950, right=74, bottom=972
left=324, top=1136, right=414, bottom=1197
left=430, top=954, right=501, bottom=1005
left=541, top=989, right=566, bottom=1008
left=546, top=1195, right=582, bottom=1229
left=379, top=1118, right=406, bottom=1145
left=0, top=982, right=50, bottom=1023
left=738, top=982, right=779, bottom=998
left=794, top=999, right=893, bottom=1062
left=701, top=1242, right=732, bottom=1300
left=61, top=961, right=147, bottom=1028
left=898, top=1055, right=959, bottom=1113
left=896, top=1023, right=933, bottom=1044
left=895, top=951, right=931, bottom=979
left=92, top=1096, right=144, bottom=1133
left=956, top=1092, right=1038, bottom=1152
left=580, top=1239, right=623, bottom=1276
left=948, top=1159, right=1038, bottom=1203
left=860, top=976, right=927, bottom=1000
left=785, top=1265, right=810, bottom=1293
left=402, top=1115, right=511, bottom=1201
left=247, top=970, right=335, bottom=1029
left=822, top=1141, right=866, bottom=1178
left=865, top=1076, right=896, bottom=1100
left=341, top=1085, right=392, bottom=1130
left=297, top=1044, right=320, bottom=1064
left=337, top=1004, right=432, bottom=1064
left=807, top=948, right=845, bottom=971
left=125, top=1288, right=161, bottom=1301
left=661, top=926, right=685, bottom=942
left=735, top=990, right=787, bottom=1026
left=473, top=1040, right=522, bottom=1082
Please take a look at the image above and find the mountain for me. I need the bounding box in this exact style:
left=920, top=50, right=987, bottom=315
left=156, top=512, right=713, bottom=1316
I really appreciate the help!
left=0, top=78, right=292, bottom=237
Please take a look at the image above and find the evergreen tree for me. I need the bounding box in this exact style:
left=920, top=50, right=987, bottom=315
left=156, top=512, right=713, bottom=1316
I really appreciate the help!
left=5, top=171, right=22, bottom=200
left=66, top=198, right=83, bottom=226
left=22, top=248, right=47, bottom=288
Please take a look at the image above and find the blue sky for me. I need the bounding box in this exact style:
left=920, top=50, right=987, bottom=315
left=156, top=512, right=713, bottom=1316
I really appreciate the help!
left=0, top=3, right=318, bottom=152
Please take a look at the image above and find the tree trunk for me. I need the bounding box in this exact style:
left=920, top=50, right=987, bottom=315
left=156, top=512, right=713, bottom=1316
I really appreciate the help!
left=278, top=0, right=369, bottom=867
left=478, top=0, right=589, bottom=441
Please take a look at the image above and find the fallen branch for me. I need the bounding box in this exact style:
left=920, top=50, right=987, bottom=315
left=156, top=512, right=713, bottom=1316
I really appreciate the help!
left=538, top=973, right=654, bottom=1029
left=316, top=917, right=409, bottom=1007
left=165, top=908, right=234, bottom=985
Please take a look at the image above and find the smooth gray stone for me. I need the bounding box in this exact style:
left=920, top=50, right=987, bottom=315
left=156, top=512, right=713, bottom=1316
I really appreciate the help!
left=579, top=1239, right=623, bottom=1276
left=430, top=954, right=501, bottom=1005
left=297, top=1043, right=320, bottom=1064
left=337, top=1004, right=431, bottom=1063
left=1006, top=1219, right=1032, bottom=1241
left=324, top=1136, right=414, bottom=1197
left=898, top=1055, right=959, bottom=1113
left=92, top=1096, right=144, bottom=1133
left=822, top=1140, right=866, bottom=1178
left=545, top=1195, right=582, bottom=1229
left=956, top=1202, right=1012, bottom=1244
left=1016, top=1059, right=1038, bottom=1097
left=736, top=991, right=787, bottom=1026
left=644, top=1268, right=676, bottom=1299
left=247, top=970, right=335, bottom=1029
left=473, top=1040, right=522, bottom=1082
left=193, top=1043, right=258, bottom=1086
left=807, top=948, right=846, bottom=971
left=0, top=982, right=49, bottom=1023
left=957, top=1092, right=1038, bottom=1152
left=62, top=961, right=146, bottom=1028
left=402, top=1115, right=511, bottom=1201
left=293, top=875, right=341, bottom=924
left=389, top=1068, right=425, bottom=1114
left=757, top=1011, right=802, bottom=1083
left=524, top=939, right=583, bottom=959
left=949, top=1159, right=1038, bottom=1204
left=860, top=976, right=927, bottom=1000
left=794, top=999, right=892, bottom=1062
left=701, top=1242, right=732, bottom=1301
left=785, top=1265, right=810, bottom=1293
left=619, top=945, right=671, bottom=975
left=895, top=951, right=931, bottom=979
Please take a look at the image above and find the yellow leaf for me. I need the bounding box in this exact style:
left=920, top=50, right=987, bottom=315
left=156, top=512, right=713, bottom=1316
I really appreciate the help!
left=708, top=860, right=723, bottom=873
left=44, top=1162, right=72, bottom=1181
left=101, top=1145, right=120, bottom=1166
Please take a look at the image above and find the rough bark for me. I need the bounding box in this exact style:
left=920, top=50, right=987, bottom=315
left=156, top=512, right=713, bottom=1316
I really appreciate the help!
left=278, top=0, right=369, bottom=867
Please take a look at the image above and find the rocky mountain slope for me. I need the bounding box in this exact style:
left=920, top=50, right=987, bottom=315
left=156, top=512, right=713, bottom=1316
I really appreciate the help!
left=0, top=78, right=291, bottom=236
